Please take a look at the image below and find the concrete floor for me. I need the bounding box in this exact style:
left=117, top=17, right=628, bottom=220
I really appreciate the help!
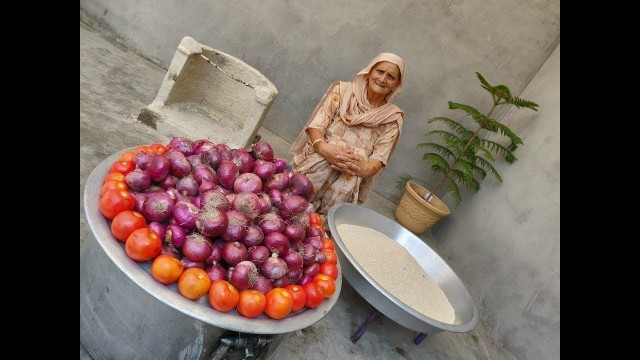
left=80, top=20, right=510, bottom=360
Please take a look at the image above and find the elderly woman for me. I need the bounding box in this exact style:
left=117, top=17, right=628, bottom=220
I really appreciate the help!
left=289, top=53, right=406, bottom=218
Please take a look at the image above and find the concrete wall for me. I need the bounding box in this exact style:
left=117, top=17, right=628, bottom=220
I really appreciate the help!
left=80, top=2, right=560, bottom=359
left=79, top=0, right=560, bottom=205
left=432, top=45, right=560, bottom=360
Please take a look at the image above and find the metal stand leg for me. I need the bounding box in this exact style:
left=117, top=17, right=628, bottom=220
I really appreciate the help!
left=350, top=309, right=378, bottom=343
left=414, top=332, right=428, bottom=345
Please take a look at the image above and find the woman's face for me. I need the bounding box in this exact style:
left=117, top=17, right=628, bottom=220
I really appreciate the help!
left=367, top=61, right=401, bottom=99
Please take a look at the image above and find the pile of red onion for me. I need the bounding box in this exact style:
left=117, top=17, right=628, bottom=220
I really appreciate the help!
left=123, top=137, right=327, bottom=294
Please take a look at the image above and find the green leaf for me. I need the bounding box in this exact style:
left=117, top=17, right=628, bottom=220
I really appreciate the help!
left=428, top=117, right=472, bottom=137
left=446, top=180, right=462, bottom=207
left=417, top=143, right=454, bottom=159
left=508, top=97, right=539, bottom=111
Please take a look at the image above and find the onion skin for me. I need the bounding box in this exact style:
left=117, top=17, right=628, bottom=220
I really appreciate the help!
left=196, top=206, right=229, bottom=237
left=142, top=192, right=175, bottom=223
left=233, top=192, right=262, bottom=221
left=247, top=245, right=270, bottom=266
left=272, top=158, right=288, bottom=173
left=177, top=175, right=199, bottom=196
left=272, top=276, right=290, bottom=288
left=199, top=190, right=230, bottom=211
left=147, top=222, right=165, bottom=240
left=187, top=154, right=203, bottom=169
left=252, top=159, right=276, bottom=181
left=222, top=210, right=249, bottom=242
left=193, top=165, right=216, bottom=185
left=251, top=275, right=273, bottom=295
left=283, top=224, right=306, bottom=243
left=203, top=149, right=222, bottom=170
left=229, top=260, right=257, bottom=291
left=166, top=149, right=191, bottom=178
left=299, top=275, right=313, bottom=286
left=242, top=223, right=265, bottom=247
left=281, top=250, right=303, bottom=270
left=205, top=263, right=228, bottom=282
left=233, top=150, right=255, bottom=174
left=263, top=232, right=290, bottom=254
left=233, top=173, right=263, bottom=194
left=217, top=160, right=239, bottom=190
left=125, top=168, right=152, bottom=191
left=146, top=155, right=171, bottom=182
left=222, top=241, right=249, bottom=266
left=251, top=141, right=274, bottom=162
left=289, top=173, right=314, bottom=200
left=256, top=211, right=286, bottom=235
left=133, top=151, right=153, bottom=170
left=169, top=137, right=194, bottom=157
left=287, top=268, right=303, bottom=284
left=260, top=254, right=288, bottom=280
left=172, top=201, right=199, bottom=230
left=182, top=233, right=214, bottom=262
left=181, top=258, right=205, bottom=269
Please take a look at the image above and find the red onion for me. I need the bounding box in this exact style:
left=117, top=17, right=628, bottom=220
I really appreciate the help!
left=242, top=223, right=265, bottom=247
left=169, top=137, right=194, bottom=157
left=187, top=154, right=203, bottom=169
left=229, top=260, right=257, bottom=291
left=222, top=210, right=249, bottom=242
left=256, top=211, right=286, bottom=235
left=160, top=175, right=177, bottom=190
left=233, top=150, right=255, bottom=173
left=205, top=262, right=228, bottom=282
left=225, top=192, right=237, bottom=204
left=281, top=250, right=303, bottom=270
left=181, top=258, right=205, bottom=269
left=279, top=195, right=310, bottom=223
left=314, top=251, right=327, bottom=264
left=133, top=151, right=153, bottom=170
left=177, top=175, right=199, bottom=196
left=287, top=268, right=303, bottom=284
left=199, top=190, right=230, bottom=211
left=233, top=173, right=262, bottom=193
left=133, top=193, right=147, bottom=213
left=298, top=243, right=317, bottom=265
left=306, top=226, right=325, bottom=238
left=283, top=224, right=306, bottom=242
left=216, top=143, right=231, bottom=152
left=195, top=206, right=228, bottom=237
left=264, top=232, right=290, bottom=254
left=252, top=159, right=276, bottom=181
left=233, top=192, right=262, bottom=221
left=272, top=276, right=290, bottom=288
left=260, top=254, right=288, bottom=280
left=251, top=140, right=274, bottom=162
left=264, top=172, right=290, bottom=191
left=199, top=180, right=216, bottom=194
left=205, top=240, right=225, bottom=265
left=172, top=201, right=199, bottom=229
left=289, top=173, right=314, bottom=200
left=161, top=244, right=181, bottom=259
left=299, top=275, right=313, bottom=286
left=203, top=149, right=222, bottom=169
left=303, top=262, right=320, bottom=277
left=256, top=192, right=272, bottom=213
left=193, top=165, right=216, bottom=184
left=251, top=275, right=273, bottom=295
left=219, top=149, right=233, bottom=161
left=247, top=245, right=270, bottom=266
left=166, top=149, right=191, bottom=178
left=269, top=189, right=283, bottom=208
left=217, top=160, right=238, bottom=190
left=142, top=192, right=175, bottom=223
left=164, top=224, right=187, bottom=249
left=182, top=233, right=214, bottom=262
left=146, top=154, right=171, bottom=182
left=147, top=222, right=165, bottom=240
left=272, top=158, right=288, bottom=173
left=193, top=139, right=217, bottom=155
left=222, top=241, right=248, bottom=266
left=305, top=236, right=324, bottom=251
left=125, top=168, right=151, bottom=191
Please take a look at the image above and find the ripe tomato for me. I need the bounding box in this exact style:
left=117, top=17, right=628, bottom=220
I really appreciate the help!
left=101, top=179, right=128, bottom=197
left=110, top=160, right=134, bottom=175
left=104, top=171, right=126, bottom=183
left=285, top=284, right=307, bottom=312
left=134, top=145, right=154, bottom=155
left=309, top=212, right=323, bottom=227
left=264, top=288, right=293, bottom=320
left=322, top=249, right=338, bottom=265
left=302, top=282, right=324, bottom=309
left=322, top=237, right=335, bottom=251
left=125, top=227, right=162, bottom=262
left=312, top=274, right=336, bottom=298
left=237, top=289, right=266, bottom=318
left=111, top=210, right=147, bottom=242
left=100, top=189, right=135, bottom=220
left=150, top=143, right=167, bottom=155
left=118, top=151, right=135, bottom=163
left=209, top=280, right=240, bottom=312
left=319, top=262, right=339, bottom=280
left=151, top=254, right=185, bottom=285
left=178, top=268, right=212, bottom=300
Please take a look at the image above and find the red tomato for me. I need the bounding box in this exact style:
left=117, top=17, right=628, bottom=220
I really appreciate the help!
left=104, top=171, right=126, bottom=183
left=309, top=212, right=322, bottom=227
left=322, top=249, right=338, bottom=265
left=150, top=143, right=167, bottom=155
left=134, top=145, right=154, bottom=155
left=109, top=160, right=135, bottom=175
left=322, top=237, right=335, bottom=251
left=264, top=288, right=293, bottom=320
left=151, top=255, right=185, bottom=285
left=209, top=280, right=240, bottom=312
left=111, top=210, right=147, bottom=242
left=125, top=227, right=162, bottom=262
left=319, top=262, right=339, bottom=280
left=237, top=289, right=266, bottom=318
left=100, top=189, right=135, bottom=220
left=312, top=274, right=336, bottom=298
left=101, top=179, right=128, bottom=197
left=285, top=284, right=307, bottom=312
left=302, top=282, right=324, bottom=309
left=178, top=268, right=212, bottom=300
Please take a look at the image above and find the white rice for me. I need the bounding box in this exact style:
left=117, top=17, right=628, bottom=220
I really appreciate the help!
left=336, top=223, right=455, bottom=324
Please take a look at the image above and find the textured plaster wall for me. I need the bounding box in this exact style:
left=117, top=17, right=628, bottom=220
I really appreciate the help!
left=432, top=45, right=560, bottom=360
left=79, top=2, right=560, bottom=358
left=79, top=0, right=560, bottom=205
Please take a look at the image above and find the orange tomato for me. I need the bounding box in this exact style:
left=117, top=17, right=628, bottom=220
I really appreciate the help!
left=178, top=268, right=212, bottom=300
left=150, top=143, right=167, bottom=155
left=209, top=280, right=240, bottom=312
left=104, top=171, right=126, bottom=183
left=321, top=237, right=335, bottom=251
left=302, top=282, right=324, bottom=309
left=309, top=212, right=322, bottom=227
left=100, top=189, right=135, bottom=220
left=264, top=288, right=293, bottom=320
left=111, top=210, right=147, bottom=242
left=118, top=151, right=135, bottom=163
left=237, top=289, right=266, bottom=318
left=101, top=179, right=128, bottom=197
left=312, top=274, right=336, bottom=298
left=319, top=262, right=339, bottom=280
left=284, top=284, right=307, bottom=312
left=134, top=145, right=154, bottom=155
left=322, top=249, right=338, bottom=265
left=151, top=255, right=185, bottom=285
left=125, top=228, right=162, bottom=262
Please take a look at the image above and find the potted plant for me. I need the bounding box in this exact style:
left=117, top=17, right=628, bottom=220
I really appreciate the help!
left=394, top=72, right=539, bottom=234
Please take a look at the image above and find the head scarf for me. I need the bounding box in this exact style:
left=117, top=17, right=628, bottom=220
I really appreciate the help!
left=291, top=52, right=406, bottom=156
